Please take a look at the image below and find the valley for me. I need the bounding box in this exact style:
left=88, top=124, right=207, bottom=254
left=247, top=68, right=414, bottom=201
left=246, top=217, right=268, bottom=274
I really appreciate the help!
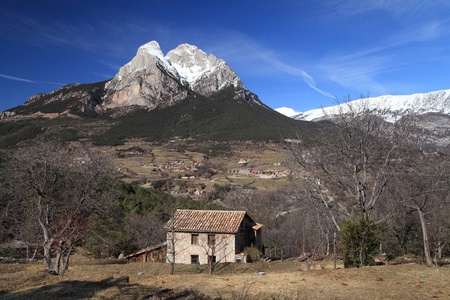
left=95, top=139, right=294, bottom=195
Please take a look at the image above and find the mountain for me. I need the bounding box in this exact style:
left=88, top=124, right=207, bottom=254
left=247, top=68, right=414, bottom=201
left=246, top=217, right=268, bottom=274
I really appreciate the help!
left=276, top=90, right=450, bottom=152
left=103, top=41, right=257, bottom=111
left=0, top=41, right=316, bottom=147
left=276, top=89, right=450, bottom=122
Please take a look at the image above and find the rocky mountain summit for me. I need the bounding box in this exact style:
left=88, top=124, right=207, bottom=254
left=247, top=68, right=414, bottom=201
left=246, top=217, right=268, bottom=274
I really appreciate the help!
left=103, top=41, right=255, bottom=111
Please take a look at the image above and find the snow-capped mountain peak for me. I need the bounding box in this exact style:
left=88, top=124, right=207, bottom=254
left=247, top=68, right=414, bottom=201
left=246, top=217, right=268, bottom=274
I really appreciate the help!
left=166, top=44, right=222, bottom=85
left=103, top=41, right=249, bottom=110
left=166, top=43, right=240, bottom=92
left=138, top=41, right=165, bottom=58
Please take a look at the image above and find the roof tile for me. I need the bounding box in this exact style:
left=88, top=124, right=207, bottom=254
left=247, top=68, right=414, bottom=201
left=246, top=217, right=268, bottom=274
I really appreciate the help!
left=166, top=209, right=248, bottom=233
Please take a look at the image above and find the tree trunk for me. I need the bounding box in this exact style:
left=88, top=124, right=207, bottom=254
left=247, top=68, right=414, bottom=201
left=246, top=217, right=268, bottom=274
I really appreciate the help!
left=326, top=232, right=330, bottom=256
left=333, top=232, right=337, bottom=270
left=31, top=247, right=37, bottom=261
left=209, top=243, right=216, bottom=275
left=437, top=241, right=442, bottom=259
left=170, top=259, right=175, bottom=275
left=37, top=200, right=52, bottom=269
left=53, top=248, right=62, bottom=275
left=416, top=207, right=433, bottom=267
left=60, top=245, right=73, bottom=277
left=43, top=239, right=52, bottom=269
left=400, top=237, right=407, bottom=256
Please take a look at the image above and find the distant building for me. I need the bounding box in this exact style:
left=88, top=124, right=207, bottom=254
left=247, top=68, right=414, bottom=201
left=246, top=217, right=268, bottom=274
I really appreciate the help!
left=165, top=209, right=263, bottom=264
left=238, top=159, right=248, bottom=164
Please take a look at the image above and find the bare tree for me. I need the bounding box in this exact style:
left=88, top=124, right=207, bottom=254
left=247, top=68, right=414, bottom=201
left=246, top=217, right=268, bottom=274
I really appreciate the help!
left=165, top=225, right=188, bottom=275
left=201, top=233, right=234, bottom=274
left=378, top=197, right=417, bottom=256
left=4, top=141, right=117, bottom=275
left=388, top=152, right=449, bottom=266
left=290, top=97, right=416, bottom=220
left=164, top=181, right=187, bottom=276
left=124, top=212, right=166, bottom=249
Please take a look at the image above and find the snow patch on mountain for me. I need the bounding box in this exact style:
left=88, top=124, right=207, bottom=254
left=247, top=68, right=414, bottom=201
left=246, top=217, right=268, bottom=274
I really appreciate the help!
left=166, top=44, right=218, bottom=84
left=274, top=107, right=300, bottom=118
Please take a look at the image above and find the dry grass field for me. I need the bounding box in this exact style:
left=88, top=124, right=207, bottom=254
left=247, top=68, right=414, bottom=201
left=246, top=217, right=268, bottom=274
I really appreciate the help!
left=1, top=257, right=448, bottom=299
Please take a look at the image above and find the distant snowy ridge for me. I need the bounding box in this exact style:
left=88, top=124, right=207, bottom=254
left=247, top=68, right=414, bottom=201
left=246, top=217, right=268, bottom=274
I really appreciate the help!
left=276, top=89, right=450, bottom=123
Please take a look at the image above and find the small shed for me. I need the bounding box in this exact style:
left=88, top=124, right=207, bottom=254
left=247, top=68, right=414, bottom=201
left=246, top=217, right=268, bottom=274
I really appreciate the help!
left=127, top=242, right=166, bottom=263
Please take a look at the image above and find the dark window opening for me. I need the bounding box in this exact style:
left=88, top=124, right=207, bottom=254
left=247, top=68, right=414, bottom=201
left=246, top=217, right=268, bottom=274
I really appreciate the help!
left=191, top=255, right=199, bottom=264
left=208, top=234, right=216, bottom=246
left=208, top=255, right=216, bottom=263
left=191, top=234, right=199, bottom=245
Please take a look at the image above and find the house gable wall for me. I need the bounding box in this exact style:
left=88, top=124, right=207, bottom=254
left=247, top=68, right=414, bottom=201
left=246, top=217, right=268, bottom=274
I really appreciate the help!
left=167, top=232, right=236, bottom=264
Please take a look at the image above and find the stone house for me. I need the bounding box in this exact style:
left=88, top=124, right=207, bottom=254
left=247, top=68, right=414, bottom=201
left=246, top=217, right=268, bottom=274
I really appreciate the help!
left=165, top=209, right=262, bottom=265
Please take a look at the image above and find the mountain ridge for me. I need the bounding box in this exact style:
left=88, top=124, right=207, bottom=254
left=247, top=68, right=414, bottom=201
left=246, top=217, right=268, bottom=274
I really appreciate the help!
left=276, top=89, right=450, bottom=122
left=275, top=89, right=450, bottom=152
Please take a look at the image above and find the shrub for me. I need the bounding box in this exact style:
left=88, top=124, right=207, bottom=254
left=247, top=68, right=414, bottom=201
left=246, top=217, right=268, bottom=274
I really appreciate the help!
left=244, top=246, right=262, bottom=262
left=340, top=215, right=382, bottom=268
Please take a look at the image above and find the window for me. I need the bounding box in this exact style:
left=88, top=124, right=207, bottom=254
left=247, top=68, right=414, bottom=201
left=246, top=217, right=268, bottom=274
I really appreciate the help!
left=191, top=234, right=199, bottom=245
left=208, top=234, right=216, bottom=246
left=153, top=251, right=158, bottom=258
left=208, top=255, right=216, bottom=264
left=191, top=255, right=199, bottom=264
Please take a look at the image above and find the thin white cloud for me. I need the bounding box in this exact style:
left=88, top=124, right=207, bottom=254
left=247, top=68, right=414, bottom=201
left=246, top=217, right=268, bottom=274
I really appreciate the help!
left=0, top=73, right=65, bottom=86
left=0, top=73, right=36, bottom=83
left=120, top=21, right=150, bottom=33
left=91, top=72, right=114, bottom=79
left=270, top=59, right=334, bottom=98
left=207, top=33, right=334, bottom=98
left=319, top=19, right=450, bottom=93
left=388, top=20, right=449, bottom=46
left=322, top=0, right=445, bottom=19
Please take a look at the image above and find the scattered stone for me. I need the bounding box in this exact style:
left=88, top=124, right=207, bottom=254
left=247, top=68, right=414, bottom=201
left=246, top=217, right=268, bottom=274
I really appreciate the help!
left=116, top=276, right=129, bottom=283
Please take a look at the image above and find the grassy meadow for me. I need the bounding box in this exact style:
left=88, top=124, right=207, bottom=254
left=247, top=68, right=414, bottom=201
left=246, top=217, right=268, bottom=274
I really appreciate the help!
left=1, top=256, right=448, bottom=299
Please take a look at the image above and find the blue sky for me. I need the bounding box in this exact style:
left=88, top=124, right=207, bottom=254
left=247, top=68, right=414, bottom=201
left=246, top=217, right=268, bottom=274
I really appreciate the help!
left=1, top=0, right=450, bottom=113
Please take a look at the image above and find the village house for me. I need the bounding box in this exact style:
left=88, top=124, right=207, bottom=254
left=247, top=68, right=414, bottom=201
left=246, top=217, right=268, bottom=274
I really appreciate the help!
left=165, top=209, right=263, bottom=265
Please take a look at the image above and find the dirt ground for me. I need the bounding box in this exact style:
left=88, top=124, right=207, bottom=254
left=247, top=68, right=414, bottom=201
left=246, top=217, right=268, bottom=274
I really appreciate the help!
left=1, top=258, right=449, bottom=299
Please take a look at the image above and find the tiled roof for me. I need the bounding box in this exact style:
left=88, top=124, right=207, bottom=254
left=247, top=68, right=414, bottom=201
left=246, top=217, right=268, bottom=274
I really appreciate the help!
left=166, top=209, right=248, bottom=233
